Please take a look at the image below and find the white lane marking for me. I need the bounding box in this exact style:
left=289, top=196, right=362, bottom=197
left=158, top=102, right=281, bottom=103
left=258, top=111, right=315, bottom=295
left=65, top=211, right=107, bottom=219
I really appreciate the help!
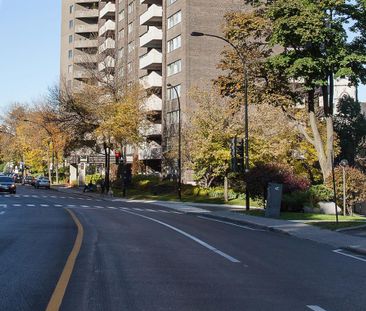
left=95, top=206, right=104, bottom=209
left=13, top=204, right=21, bottom=207
left=67, top=205, right=76, bottom=208
left=333, top=249, right=366, bottom=263
left=307, top=305, right=328, bottom=311
left=41, top=204, right=49, bottom=207
left=197, top=216, right=265, bottom=232
left=27, top=204, right=35, bottom=207
left=146, top=209, right=157, bottom=212
left=14, top=195, right=20, bottom=198
left=81, top=205, right=90, bottom=208
left=121, top=210, right=241, bottom=263
left=31, top=195, right=38, bottom=198
left=60, top=196, right=66, bottom=199
left=170, top=211, right=184, bottom=215
left=132, top=208, right=143, bottom=211
left=23, top=195, right=30, bottom=197
left=0, top=211, right=5, bottom=215
left=0, top=204, right=7, bottom=208
left=158, top=209, right=170, bottom=213
left=107, top=206, right=117, bottom=209
left=54, top=204, right=63, bottom=207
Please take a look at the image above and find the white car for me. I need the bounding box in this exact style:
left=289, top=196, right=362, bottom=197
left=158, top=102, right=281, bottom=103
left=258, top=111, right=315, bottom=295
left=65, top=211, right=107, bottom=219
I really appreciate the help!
left=34, top=177, right=51, bottom=189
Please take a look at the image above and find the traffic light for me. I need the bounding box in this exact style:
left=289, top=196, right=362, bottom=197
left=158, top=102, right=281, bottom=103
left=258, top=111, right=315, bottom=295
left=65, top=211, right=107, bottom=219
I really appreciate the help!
left=115, top=151, right=122, bottom=164
left=230, top=137, right=244, bottom=173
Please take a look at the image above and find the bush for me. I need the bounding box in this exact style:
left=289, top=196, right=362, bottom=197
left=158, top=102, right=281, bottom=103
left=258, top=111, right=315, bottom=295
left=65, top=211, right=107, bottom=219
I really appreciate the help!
left=308, top=184, right=333, bottom=204
left=245, top=162, right=310, bottom=201
left=85, top=174, right=103, bottom=185
left=282, top=191, right=310, bottom=212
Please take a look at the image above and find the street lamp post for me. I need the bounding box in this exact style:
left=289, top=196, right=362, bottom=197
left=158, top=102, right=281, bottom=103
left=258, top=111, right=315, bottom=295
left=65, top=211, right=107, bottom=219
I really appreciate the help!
left=167, top=83, right=182, bottom=201
left=191, top=31, right=250, bottom=210
left=340, top=159, right=349, bottom=216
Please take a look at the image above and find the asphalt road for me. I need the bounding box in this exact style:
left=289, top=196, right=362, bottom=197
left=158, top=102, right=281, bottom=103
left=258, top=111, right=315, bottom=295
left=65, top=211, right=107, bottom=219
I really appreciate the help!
left=1, top=185, right=366, bottom=311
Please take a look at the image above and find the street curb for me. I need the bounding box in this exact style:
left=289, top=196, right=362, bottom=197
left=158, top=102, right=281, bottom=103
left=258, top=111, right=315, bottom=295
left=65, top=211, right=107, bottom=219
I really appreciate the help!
left=190, top=212, right=288, bottom=233
left=336, top=224, right=366, bottom=232
left=344, top=246, right=366, bottom=256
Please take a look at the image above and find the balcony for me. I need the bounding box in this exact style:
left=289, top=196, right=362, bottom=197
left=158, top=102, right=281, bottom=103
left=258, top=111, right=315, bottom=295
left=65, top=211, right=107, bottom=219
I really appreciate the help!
left=139, top=49, right=162, bottom=70
left=143, top=123, right=162, bottom=137
left=140, top=5, right=162, bottom=26
left=140, top=0, right=162, bottom=5
left=140, top=26, right=162, bottom=48
left=100, top=2, right=116, bottom=19
left=98, top=56, right=115, bottom=71
left=76, top=0, right=98, bottom=3
left=140, top=72, right=162, bottom=90
left=74, top=53, right=97, bottom=63
left=74, top=39, right=98, bottom=48
left=99, top=38, right=115, bottom=53
left=75, top=24, right=98, bottom=33
left=75, top=9, right=98, bottom=18
left=143, top=94, right=162, bottom=111
left=138, top=143, right=162, bottom=160
left=73, top=70, right=91, bottom=79
left=99, top=20, right=116, bottom=36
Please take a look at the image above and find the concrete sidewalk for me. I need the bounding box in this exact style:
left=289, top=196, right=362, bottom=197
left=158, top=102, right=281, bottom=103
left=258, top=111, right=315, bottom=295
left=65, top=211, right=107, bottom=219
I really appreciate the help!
left=54, top=185, right=366, bottom=256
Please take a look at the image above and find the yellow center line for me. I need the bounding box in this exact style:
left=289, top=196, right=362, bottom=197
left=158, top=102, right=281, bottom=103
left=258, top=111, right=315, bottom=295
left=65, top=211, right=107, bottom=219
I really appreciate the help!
left=45, top=208, right=84, bottom=311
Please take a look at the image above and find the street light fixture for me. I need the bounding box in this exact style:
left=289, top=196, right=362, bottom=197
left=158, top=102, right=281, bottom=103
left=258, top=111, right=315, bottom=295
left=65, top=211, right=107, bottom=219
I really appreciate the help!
left=191, top=31, right=250, bottom=211
left=340, top=159, right=349, bottom=216
left=167, top=83, right=182, bottom=201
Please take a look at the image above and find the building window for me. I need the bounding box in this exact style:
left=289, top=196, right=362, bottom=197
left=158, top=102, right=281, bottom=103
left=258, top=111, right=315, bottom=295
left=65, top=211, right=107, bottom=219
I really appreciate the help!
left=167, top=35, right=181, bottom=53
left=118, top=47, right=124, bottom=59
left=118, top=28, right=124, bottom=40
left=167, top=84, right=181, bottom=100
left=68, top=65, right=73, bottom=74
left=167, top=0, right=177, bottom=5
left=167, top=110, right=179, bottom=125
left=167, top=59, right=181, bottom=76
left=128, top=2, right=134, bottom=14
left=69, top=5, right=74, bottom=14
left=69, top=20, right=74, bottom=29
left=118, top=9, right=124, bottom=21
left=127, top=62, right=132, bottom=73
left=167, top=11, right=181, bottom=29
left=69, top=35, right=73, bottom=44
left=128, top=41, right=134, bottom=53
left=68, top=50, right=73, bottom=59
left=128, top=22, right=133, bottom=34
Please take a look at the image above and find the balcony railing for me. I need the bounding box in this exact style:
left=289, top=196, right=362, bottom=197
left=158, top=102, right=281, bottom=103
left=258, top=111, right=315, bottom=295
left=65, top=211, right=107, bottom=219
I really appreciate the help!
left=140, top=26, right=162, bottom=48
left=74, top=39, right=98, bottom=48
left=140, top=72, right=162, bottom=90
left=99, top=38, right=115, bottom=53
left=75, top=9, right=99, bottom=18
left=75, top=24, right=98, bottom=33
left=140, top=4, right=162, bottom=26
left=139, top=49, right=162, bottom=70
left=100, top=2, right=116, bottom=19
left=99, top=20, right=116, bottom=36
left=143, top=94, right=162, bottom=111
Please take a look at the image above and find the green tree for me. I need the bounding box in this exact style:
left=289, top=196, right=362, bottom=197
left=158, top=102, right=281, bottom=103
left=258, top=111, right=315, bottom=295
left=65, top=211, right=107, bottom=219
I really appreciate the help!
left=334, top=95, right=366, bottom=165
left=216, top=1, right=366, bottom=181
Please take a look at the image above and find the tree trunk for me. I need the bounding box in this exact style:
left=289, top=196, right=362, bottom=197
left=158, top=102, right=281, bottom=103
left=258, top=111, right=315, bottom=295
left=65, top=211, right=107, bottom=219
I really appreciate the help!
left=309, top=111, right=332, bottom=181
left=55, top=152, right=59, bottom=184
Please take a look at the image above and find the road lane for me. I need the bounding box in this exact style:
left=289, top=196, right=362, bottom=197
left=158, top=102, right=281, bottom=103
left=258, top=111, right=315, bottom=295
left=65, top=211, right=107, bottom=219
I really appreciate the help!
left=1, top=186, right=366, bottom=310
left=0, top=188, right=76, bottom=311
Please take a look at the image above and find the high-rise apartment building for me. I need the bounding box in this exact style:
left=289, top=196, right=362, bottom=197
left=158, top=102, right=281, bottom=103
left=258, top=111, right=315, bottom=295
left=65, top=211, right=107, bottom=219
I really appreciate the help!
left=61, top=0, right=245, bottom=177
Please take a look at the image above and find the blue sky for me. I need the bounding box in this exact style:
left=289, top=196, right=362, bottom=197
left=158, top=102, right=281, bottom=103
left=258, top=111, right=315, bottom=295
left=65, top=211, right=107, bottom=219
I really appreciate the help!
left=0, top=0, right=61, bottom=114
left=0, top=0, right=364, bottom=116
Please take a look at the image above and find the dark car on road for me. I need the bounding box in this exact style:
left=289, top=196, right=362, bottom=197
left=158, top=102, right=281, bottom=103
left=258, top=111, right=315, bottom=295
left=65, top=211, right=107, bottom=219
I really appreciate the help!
left=0, top=176, right=17, bottom=194
left=24, top=176, right=34, bottom=185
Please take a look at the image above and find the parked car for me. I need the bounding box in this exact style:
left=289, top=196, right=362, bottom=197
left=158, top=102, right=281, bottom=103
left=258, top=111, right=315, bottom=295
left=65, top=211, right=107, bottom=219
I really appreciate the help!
left=24, top=176, right=34, bottom=185
left=34, top=177, right=51, bottom=189
left=0, top=176, right=16, bottom=194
